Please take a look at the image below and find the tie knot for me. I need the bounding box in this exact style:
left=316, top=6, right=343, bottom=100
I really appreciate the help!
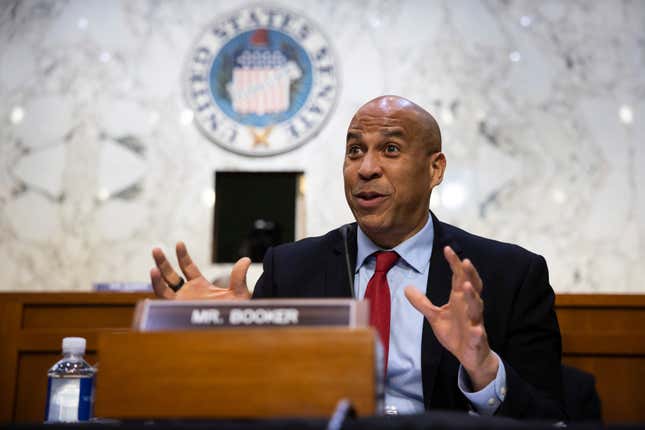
left=374, top=251, right=399, bottom=273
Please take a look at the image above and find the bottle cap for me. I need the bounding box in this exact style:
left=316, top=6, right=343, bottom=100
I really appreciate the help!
left=62, top=337, right=86, bottom=354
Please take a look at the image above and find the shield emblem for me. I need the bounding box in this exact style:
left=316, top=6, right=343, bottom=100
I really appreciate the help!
left=227, top=30, right=302, bottom=116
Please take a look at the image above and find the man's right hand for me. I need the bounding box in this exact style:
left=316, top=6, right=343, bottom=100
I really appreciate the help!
left=149, top=241, right=252, bottom=301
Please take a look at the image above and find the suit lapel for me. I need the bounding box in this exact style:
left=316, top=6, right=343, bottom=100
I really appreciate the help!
left=421, top=212, right=464, bottom=408
left=326, top=224, right=357, bottom=298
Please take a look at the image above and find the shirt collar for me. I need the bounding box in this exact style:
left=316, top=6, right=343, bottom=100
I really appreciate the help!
left=355, top=213, right=434, bottom=274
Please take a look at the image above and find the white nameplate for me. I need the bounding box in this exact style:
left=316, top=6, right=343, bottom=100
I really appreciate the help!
left=132, top=299, right=369, bottom=331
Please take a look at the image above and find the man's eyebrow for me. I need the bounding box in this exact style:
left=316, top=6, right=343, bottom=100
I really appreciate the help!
left=346, top=131, right=361, bottom=142
left=381, top=129, right=405, bottom=139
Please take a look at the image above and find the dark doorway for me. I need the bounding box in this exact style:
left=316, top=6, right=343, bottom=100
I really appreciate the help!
left=213, top=171, right=302, bottom=263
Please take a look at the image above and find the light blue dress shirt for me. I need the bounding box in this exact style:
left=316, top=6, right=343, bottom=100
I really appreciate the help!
left=354, top=215, right=507, bottom=415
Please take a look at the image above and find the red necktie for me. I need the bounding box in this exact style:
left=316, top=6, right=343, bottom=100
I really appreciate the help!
left=365, top=251, right=399, bottom=372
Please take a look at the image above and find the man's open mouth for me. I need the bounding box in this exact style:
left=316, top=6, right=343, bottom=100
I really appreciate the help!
left=354, top=191, right=389, bottom=207
left=356, top=191, right=385, bottom=200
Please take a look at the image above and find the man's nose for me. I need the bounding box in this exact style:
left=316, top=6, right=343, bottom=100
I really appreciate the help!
left=357, top=152, right=382, bottom=180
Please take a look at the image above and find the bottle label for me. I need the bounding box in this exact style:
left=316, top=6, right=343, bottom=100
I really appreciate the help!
left=78, top=377, right=94, bottom=420
left=45, top=377, right=94, bottom=422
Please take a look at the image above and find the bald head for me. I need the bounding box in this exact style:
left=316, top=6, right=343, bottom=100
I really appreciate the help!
left=352, top=95, right=442, bottom=153
left=344, top=94, right=447, bottom=248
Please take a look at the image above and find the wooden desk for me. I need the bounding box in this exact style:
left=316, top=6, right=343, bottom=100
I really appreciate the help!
left=1, top=292, right=644, bottom=423
left=96, top=328, right=377, bottom=418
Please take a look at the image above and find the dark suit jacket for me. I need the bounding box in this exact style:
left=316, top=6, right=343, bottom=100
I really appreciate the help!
left=253, top=213, right=565, bottom=420
left=561, top=365, right=602, bottom=421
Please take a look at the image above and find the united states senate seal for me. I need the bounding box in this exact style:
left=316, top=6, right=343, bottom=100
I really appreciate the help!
left=185, top=5, right=339, bottom=157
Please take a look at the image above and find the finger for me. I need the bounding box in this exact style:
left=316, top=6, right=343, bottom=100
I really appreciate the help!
left=150, top=267, right=175, bottom=299
left=176, top=241, right=204, bottom=281
left=462, top=258, right=483, bottom=294
left=462, top=282, right=483, bottom=323
left=443, top=246, right=465, bottom=279
left=152, top=247, right=183, bottom=286
left=405, top=286, right=441, bottom=323
left=229, top=257, right=252, bottom=297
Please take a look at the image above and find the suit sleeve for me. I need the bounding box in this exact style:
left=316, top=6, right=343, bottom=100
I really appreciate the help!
left=251, top=247, right=275, bottom=298
left=496, top=254, right=566, bottom=420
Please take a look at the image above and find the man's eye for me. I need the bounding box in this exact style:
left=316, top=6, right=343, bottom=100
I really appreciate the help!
left=347, top=145, right=362, bottom=155
left=385, top=144, right=399, bottom=153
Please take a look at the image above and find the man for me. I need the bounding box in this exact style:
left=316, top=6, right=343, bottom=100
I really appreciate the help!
left=150, top=96, right=564, bottom=419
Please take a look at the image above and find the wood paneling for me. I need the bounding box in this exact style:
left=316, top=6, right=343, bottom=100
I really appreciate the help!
left=556, top=294, right=645, bottom=423
left=22, top=304, right=136, bottom=329
left=0, top=299, right=21, bottom=423
left=563, top=356, right=645, bottom=424
left=1, top=292, right=644, bottom=423
left=0, top=292, right=150, bottom=423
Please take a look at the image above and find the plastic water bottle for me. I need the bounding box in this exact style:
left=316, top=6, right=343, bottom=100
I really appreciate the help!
left=44, top=337, right=96, bottom=422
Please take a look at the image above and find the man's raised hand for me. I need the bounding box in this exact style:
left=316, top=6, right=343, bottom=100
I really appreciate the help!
left=404, top=245, right=498, bottom=390
left=150, top=242, right=252, bottom=301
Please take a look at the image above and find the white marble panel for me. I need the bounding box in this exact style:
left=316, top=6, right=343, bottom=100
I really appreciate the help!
left=12, top=96, right=75, bottom=149
left=0, top=0, right=643, bottom=293
left=98, top=140, right=146, bottom=198
left=12, top=144, right=66, bottom=199
left=5, top=191, right=62, bottom=242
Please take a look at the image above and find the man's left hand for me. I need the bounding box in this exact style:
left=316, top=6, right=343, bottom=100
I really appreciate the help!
left=405, top=245, right=499, bottom=391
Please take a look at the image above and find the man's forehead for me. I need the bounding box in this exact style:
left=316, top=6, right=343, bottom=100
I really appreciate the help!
left=347, top=124, right=406, bottom=138
left=346, top=95, right=441, bottom=151
left=347, top=110, right=417, bottom=137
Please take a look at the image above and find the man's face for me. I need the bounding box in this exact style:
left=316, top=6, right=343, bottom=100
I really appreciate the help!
left=343, top=99, right=444, bottom=248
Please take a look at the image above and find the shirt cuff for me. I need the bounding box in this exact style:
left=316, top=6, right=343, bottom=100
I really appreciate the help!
left=457, top=351, right=507, bottom=416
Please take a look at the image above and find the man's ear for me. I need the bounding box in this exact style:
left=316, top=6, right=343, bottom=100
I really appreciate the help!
left=429, top=152, right=446, bottom=187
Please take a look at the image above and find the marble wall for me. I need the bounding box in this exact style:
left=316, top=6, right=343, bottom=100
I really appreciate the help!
left=0, top=0, right=643, bottom=293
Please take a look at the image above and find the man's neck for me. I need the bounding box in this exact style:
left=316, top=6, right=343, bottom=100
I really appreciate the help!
left=362, top=212, right=430, bottom=249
